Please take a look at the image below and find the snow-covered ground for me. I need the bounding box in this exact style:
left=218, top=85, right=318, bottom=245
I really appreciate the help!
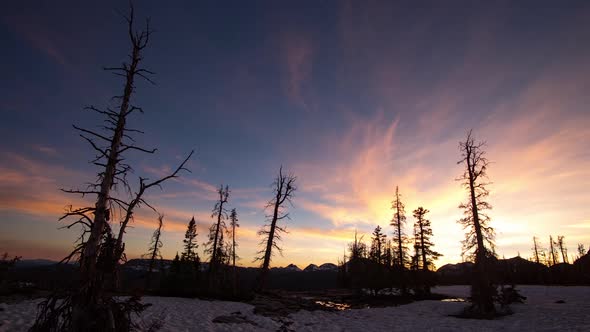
left=1, top=285, right=589, bottom=331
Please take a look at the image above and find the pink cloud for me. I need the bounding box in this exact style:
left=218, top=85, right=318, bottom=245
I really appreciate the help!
left=3, top=14, right=67, bottom=66
left=281, top=32, right=314, bottom=110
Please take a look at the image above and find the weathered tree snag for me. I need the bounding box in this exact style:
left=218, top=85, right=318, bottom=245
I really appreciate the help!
left=209, top=185, right=229, bottom=274
left=254, top=166, right=296, bottom=292
left=31, top=5, right=193, bottom=331
left=145, top=215, right=164, bottom=290
left=457, top=130, right=496, bottom=317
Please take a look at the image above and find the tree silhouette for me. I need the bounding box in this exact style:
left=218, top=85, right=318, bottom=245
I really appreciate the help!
left=412, top=207, right=441, bottom=273
left=229, top=208, right=240, bottom=296
left=410, top=207, right=441, bottom=295
left=369, top=225, right=387, bottom=264
left=390, top=186, right=408, bottom=295
left=208, top=185, right=230, bottom=274
left=549, top=235, right=558, bottom=266
left=254, top=166, right=296, bottom=292
left=145, top=214, right=164, bottom=289
left=390, top=186, right=408, bottom=269
left=348, top=230, right=367, bottom=260
left=532, top=236, right=541, bottom=264
left=31, top=6, right=192, bottom=331
left=457, top=130, right=496, bottom=317
left=182, top=217, right=199, bottom=262
left=229, top=208, right=240, bottom=270
left=557, top=235, right=569, bottom=264
left=577, top=244, right=587, bottom=260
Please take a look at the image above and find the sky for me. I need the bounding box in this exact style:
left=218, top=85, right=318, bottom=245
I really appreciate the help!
left=1, top=1, right=589, bottom=268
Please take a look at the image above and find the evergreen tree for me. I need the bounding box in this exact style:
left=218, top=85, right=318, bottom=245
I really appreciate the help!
left=383, top=240, right=393, bottom=267
left=205, top=223, right=228, bottom=267
left=369, top=226, right=386, bottom=264
left=390, top=186, right=407, bottom=268
left=182, top=217, right=198, bottom=262
left=412, top=207, right=441, bottom=272
left=229, top=208, right=240, bottom=269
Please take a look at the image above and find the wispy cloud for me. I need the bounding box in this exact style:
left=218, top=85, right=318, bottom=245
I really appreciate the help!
left=281, top=32, right=314, bottom=110
left=2, top=14, right=67, bottom=66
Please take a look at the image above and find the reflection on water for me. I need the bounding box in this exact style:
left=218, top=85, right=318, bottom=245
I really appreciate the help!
left=441, top=298, right=466, bottom=302
left=314, top=300, right=351, bottom=310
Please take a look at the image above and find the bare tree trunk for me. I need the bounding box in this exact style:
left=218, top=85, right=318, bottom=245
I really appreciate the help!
left=257, top=191, right=281, bottom=291
left=255, top=167, right=296, bottom=292
left=232, top=214, right=237, bottom=296
left=557, top=236, right=568, bottom=264
left=146, top=215, right=164, bottom=290
left=466, top=146, right=494, bottom=314
left=549, top=236, right=557, bottom=266
left=533, top=236, right=540, bottom=264
left=210, top=187, right=228, bottom=274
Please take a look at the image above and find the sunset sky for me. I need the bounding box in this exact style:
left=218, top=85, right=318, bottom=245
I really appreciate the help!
left=1, top=1, right=589, bottom=268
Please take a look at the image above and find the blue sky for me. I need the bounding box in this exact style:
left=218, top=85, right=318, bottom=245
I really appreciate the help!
left=1, top=1, right=589, bottom=267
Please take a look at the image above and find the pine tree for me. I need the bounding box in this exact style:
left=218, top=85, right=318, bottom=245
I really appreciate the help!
left=412, top=207, right=442, bottom=272
left=369, top=226, right=386, bottom=264
left=228, top=208, right=240, bottom=296
left=182, top=217, right=198, bottom=262
left=390, top=186, right=407, bottom=268
left=229, top=209, right=240, bottom=269
left=383, top=240, right=393, bottom=267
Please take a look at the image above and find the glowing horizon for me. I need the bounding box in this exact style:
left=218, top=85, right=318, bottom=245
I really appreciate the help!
left=1, top=1, right=589, bottom=269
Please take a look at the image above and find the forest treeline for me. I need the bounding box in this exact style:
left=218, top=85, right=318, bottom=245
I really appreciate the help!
left=0, top=5, right=582, bottom=331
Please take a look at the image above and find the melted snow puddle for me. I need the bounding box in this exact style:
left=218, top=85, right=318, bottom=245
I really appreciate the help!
left=314, top=300, right=351, bottom=310
left=441, top=297, right=467, bottom=302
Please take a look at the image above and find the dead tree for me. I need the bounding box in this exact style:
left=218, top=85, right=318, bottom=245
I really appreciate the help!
left=532, top=236, right=541, bottom=264
left=457, top=130, right=496, bottom=317
left=549, top=235, right=558, bottom=266
left=577, top=244, right=587, bottom=260
left=557, top=236, right=569, bottom=264
left=31, top=6, right=193, bottom=331
left=254, top=166, right=296, bottom=292
left=145, top=214, right=164, bottom=290
left=208, top=185, right=229, bottom=274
